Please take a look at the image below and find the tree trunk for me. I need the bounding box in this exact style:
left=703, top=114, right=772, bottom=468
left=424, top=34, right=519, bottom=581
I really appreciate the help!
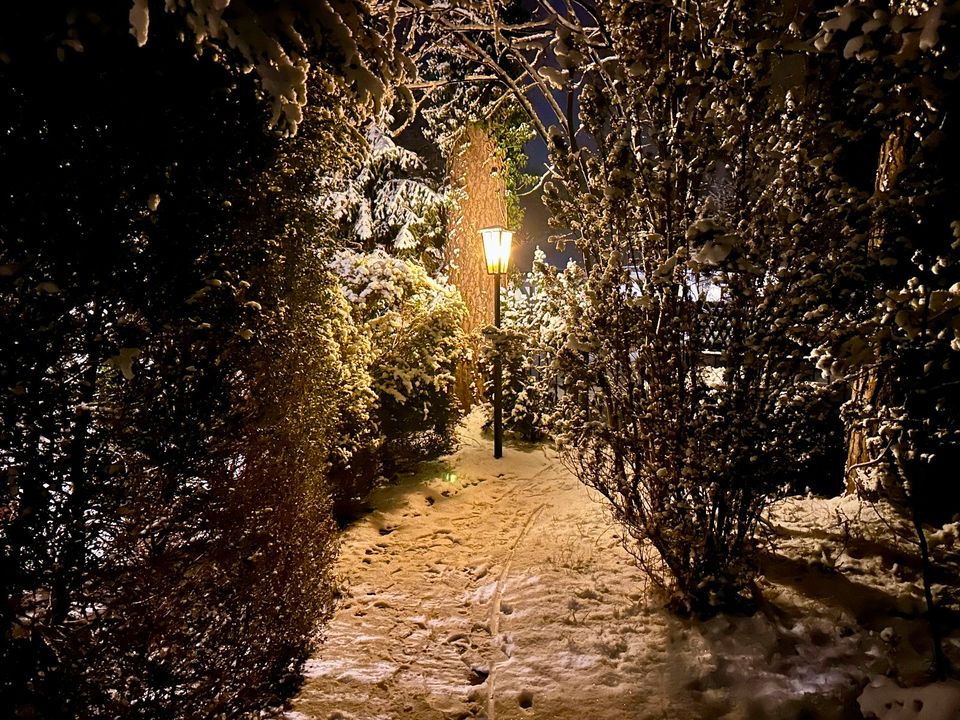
left=50, top=300, right=103, bottom=625
left=445, top=124, right=509, bottom=410
left=847, top=116, right=950, bottom=679
left=845, top=128, right=905, bottom=493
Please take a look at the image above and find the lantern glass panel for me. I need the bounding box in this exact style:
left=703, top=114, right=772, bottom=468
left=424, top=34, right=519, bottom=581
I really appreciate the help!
left=480, top=227, right=512, bottom=274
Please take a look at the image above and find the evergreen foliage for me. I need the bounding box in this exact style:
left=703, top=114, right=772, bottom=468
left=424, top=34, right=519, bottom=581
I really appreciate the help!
left=318, top=125, right=469, bottom=509
left=486, top=106, right=538, bottom=232
left=330, top=248, right=468, bottom=487
left=320, top=125, right=449, bottom=270
left=478, top=249, right=584, bottom=442
left=0, top=5, right=389, bottom=717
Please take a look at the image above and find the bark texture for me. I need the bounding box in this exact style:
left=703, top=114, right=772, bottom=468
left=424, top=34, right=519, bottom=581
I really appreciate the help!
left=445, top=124, right=509, bottom=409
left=845, top=128, right=904, bottom=493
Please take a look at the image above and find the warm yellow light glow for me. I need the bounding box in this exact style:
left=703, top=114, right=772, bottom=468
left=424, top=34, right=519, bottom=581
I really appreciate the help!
left=480, top=226, right=512, bottom=275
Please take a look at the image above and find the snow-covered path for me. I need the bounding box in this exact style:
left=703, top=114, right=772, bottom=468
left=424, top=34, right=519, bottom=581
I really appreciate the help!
left=285, top=415, right=705, bottom=719
left=285, top=413, right=960, bottom=720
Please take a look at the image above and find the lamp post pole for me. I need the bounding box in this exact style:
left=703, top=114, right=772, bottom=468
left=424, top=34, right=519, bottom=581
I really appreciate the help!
left=480, top=226, right=511, bottom=460
left=493, top=270, right=503, bottom=459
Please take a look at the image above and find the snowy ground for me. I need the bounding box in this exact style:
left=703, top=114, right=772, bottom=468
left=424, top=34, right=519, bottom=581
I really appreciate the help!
left=284, top=412, right=960, bottom=720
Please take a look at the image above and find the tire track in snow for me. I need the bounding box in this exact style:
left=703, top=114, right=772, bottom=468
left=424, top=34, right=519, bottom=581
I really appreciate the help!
left=486, top=501, right=547, bottom=720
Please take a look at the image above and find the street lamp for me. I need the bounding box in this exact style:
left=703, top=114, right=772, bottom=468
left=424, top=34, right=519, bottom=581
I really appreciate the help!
left=480, top=226, right=512, bottom=459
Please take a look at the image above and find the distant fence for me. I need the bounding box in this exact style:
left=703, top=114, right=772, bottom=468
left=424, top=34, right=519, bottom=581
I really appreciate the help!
left=511, top=299, right=819, bottom=399
left=700, top=302, right=732, bottom=351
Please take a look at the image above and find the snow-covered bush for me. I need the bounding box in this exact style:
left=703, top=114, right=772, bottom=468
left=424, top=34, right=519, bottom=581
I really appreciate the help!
left=0, top=13, right=391, bottom=716
left=478, top=249, right=586, bottom=441
left=315, top=277, right=382, bottom=516
left=435, top=0, right=855, bottom=613
left=330, top=247, right=467, bottom=475
left=809, top=1, right=960, bottom=676
left=319, top=125, right=448, bottom=270
left=480, top=323, right=547, bottom=442
left=129, top=0, right=410, bottom=133
left=770, top=382, right=847, bottom=497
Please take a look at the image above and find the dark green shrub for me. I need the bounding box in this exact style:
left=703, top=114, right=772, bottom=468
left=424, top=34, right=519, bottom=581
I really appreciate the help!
left=0, top=9, right=371, bottom=716
left=330, top=248, right=467, bottom=498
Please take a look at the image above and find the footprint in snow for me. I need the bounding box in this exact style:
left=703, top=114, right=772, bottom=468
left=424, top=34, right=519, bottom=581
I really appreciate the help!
left=467, top=668, right=488, bottom=686
left=445, top=631, right=470, bottom=648
left=327, top=711, right=357, bottom=720
left=470, top=564, right=490, bottom=580
left=459, top=650, right=490, bottom=680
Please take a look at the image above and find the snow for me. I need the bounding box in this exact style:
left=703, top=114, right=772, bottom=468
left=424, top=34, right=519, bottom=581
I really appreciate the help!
left=109, top=347, right=141, bottom=380
left=316, top=124, right=444, bottom=258
left=859, top=676, right=960, bottom=720
left=284, top=412, right=960, bottom=719
left=129, top=0, right=149, bottom=47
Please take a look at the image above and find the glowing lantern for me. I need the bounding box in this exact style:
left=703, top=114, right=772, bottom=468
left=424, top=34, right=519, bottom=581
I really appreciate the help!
left=480, top=226, right=512, bottom=275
